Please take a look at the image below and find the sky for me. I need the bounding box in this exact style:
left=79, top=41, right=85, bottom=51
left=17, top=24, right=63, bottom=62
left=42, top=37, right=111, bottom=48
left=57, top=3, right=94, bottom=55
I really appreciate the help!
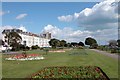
left=0, top=0, right=119, bottom=45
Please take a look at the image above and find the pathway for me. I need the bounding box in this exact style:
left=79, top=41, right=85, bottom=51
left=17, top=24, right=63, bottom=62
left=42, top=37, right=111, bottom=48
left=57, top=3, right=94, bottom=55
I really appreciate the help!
left=90, top=49, right=120, bottom=60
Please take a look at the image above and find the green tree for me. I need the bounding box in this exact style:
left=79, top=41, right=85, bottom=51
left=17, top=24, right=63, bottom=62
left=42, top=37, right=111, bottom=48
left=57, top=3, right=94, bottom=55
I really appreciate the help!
left=4, top=32, right=22, bottom=51
left=117, top=39, right=120, bottom=47
left=109, top=40, right=117, bottom=47
left=60, top=40, right=66, bottom=47
left=78, top=42, right=84, bottom=47
left=0, top=39, right=4, bottom=46
left=85, top=37, right=97, bottom=47
left=49, top=38, right=60, bottom=48
left=91, top=43, right=98, bottom=49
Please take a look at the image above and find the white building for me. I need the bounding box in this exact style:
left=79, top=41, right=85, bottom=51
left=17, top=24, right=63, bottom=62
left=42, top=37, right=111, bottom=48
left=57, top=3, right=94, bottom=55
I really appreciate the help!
left=2, top=29, right=51, bottom=48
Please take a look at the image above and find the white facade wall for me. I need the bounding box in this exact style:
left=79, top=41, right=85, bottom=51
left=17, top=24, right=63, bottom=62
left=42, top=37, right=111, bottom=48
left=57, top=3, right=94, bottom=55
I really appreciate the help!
left=18, top=33, right=50, bottom=47
left=2, top=33, right=51, bottom=48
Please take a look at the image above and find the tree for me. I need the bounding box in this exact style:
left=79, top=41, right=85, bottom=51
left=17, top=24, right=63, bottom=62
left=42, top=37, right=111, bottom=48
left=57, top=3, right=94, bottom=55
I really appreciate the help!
left=91, top=43, right=98, bottom=49
left=60, top=40, right=66, bottom=47
left=49, top=38, right=60, bottom=48
left=117, top=39, right=120, bottom=47
left=108, top=40, right=117, bottom=48
left=85, top=37, right=97, bottom=47
left=0, top=39, right=4, bottom=46
left=78, top=42, right=84, bottom=47
left=31, top=45, right=39, bottom=49
left=108, top=40, right=118, bottom=53
left=4, top=32, right=22, bottom=51
left=65, top=43, right=72, bottom=47
left=71, top=42, right=78, bottom=47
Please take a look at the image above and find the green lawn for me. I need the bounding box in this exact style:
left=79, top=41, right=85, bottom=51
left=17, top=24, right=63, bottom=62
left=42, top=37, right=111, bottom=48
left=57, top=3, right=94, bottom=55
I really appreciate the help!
left=2, top=49, right=119, bottom=78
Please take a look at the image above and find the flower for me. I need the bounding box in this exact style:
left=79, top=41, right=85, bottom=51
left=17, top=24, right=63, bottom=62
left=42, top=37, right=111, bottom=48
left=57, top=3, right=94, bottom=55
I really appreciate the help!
left=5, top=54, right=44, bottom=61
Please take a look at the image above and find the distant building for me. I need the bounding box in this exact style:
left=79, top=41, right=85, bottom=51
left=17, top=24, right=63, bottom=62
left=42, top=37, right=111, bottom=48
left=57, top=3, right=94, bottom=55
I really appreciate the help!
left=41, top=32, right=51, bottom=39
left=2, top=29, right=51, bottom=48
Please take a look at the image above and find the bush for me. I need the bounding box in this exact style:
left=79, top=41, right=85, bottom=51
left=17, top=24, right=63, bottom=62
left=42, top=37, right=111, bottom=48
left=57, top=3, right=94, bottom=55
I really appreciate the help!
left=91, top=43, right=98, bottom=49
left=78, top=46, right=84, bottom=49
left=26, top=46, right=30, bottom=50
left=111, top=48, right=117, bottom=53
left=40, top=47, right=44, bottom=50
left=31, top=45, right=39, bottom=50
left=19, top=44, right=25, bottom=50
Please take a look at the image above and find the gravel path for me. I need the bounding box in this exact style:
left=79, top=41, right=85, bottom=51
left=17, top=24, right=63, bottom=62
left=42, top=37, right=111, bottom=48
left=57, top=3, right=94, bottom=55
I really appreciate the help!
left=90, top=49, right=120, bottom=60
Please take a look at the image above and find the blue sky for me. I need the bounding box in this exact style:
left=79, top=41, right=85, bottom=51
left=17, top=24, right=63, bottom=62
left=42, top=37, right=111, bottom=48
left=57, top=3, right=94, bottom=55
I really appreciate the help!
left=1, top=1, right=118, bottom=44
left=2, top=2, right=97, bottom=33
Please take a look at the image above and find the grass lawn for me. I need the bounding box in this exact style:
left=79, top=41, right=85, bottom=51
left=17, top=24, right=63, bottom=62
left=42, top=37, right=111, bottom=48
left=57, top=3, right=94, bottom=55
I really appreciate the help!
left=2, top=49, right=119, bottom=78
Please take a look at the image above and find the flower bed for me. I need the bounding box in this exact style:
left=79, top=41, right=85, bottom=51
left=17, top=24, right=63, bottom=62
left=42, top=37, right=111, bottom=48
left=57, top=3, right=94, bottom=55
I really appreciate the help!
left=49, top=50, right=65, bottom=53
left=29, top=66, right=109, bottom=79
left=5, top=54, right=44, bottom=61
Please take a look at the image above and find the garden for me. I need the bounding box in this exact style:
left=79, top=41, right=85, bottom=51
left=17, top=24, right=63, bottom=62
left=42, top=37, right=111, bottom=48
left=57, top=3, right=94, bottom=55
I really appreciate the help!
left=30, top=66, right=109, bottom=79
left=2, top=49, right=118, bottom=79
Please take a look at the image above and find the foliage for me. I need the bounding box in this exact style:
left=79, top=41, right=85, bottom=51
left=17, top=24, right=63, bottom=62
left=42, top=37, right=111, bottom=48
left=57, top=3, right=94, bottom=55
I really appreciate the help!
left=90, top=43, right=98, bottom=49
left=31, top=45, right=39, bottom=50
left=64, top=43, right=72, bottom=47
left=71, top=42, right=78, bottom=47
left=19, top=44, right=25, bottom=50
left=49, top=38, right=60, bottom=48
left=117, top=39, right=120, bottom=47
left=78, top=46, right=84, bottom=49
left=85, top=37, right=97, bottom=47
left=78, top=42, right=84, bottom=47
left=60, top=40, right=66, bottom=47
left=108, top=40, right=118, bottom=53
left=2, top=49, right=118, bottom=78
left=0, top=39, right=4, bottom=46
left=4, top=32, right=22, bottom=51
left=31, top=66, right=109, bottom=79
left=111, top=48, right=117, bottom=53
left=108, top=40, right=117, bottom=47
left=26, top=46, right=30, bottom=50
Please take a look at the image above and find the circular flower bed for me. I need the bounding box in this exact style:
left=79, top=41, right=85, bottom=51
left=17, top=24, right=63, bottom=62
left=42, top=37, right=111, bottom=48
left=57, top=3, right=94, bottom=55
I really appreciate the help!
left=5, top=54, right=44, bottom=61
left=29, top=66, right=109, bottom=79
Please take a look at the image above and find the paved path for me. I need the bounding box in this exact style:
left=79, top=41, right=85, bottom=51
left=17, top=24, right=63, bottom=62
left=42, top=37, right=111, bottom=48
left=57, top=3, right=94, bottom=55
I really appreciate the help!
left=90, top=49, right=120, bottom=60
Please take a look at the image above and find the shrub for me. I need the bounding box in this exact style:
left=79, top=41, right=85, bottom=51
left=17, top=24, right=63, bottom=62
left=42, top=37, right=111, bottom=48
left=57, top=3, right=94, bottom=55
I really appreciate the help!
left=91, top=43, right=98, bottom=49
left=19, top=44, right=25, bottom=50
left=78, top=46, right=84, bottom=49
left=26, top=46, right=30, bottom=50
left=111, top=48, right=117, bottom=53
left=31, top=45, right=39, bottom=50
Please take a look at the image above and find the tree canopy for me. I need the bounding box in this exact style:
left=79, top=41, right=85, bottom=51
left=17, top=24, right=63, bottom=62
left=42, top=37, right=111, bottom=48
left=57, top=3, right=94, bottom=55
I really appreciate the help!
left=49, top=38, right=60, bottom=48
left=60, top=40, right=66, bottom=47
left=0, top=39, right=4, bottom=46
left=4, top=32, right=22, bottom=50
left=85, top=37, right=97, bottom=47
left=78, top=42, right=84, bottom=46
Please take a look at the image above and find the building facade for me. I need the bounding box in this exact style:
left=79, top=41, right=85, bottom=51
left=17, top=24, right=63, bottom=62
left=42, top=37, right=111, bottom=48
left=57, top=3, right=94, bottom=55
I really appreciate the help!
left=2, top=29, right=51, bottom=48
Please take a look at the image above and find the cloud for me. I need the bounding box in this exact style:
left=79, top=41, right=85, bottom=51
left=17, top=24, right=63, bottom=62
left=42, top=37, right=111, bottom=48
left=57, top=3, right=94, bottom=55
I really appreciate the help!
left=18, top=25, right=27, bottom=32
left=16, top=13, right=27, bottom=19
left=42, top=24, right=62, bottom=38
left=58, top=0, right=118, bottom=31
left=58, top=15, right=73, bottom=22
left=0, top=10, right=10, bottom=16
left=42, top=24, right=93, bottom=42
left=42, top=24, right=118, bottom=44
left=0, top=25, right=14, bottom=39
left=0, top=25, right=27, bottom=39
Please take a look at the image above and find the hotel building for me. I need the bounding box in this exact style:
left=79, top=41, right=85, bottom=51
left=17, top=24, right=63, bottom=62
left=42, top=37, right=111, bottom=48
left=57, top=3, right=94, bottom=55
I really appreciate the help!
left=2, top=29, right=51, bottom=48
